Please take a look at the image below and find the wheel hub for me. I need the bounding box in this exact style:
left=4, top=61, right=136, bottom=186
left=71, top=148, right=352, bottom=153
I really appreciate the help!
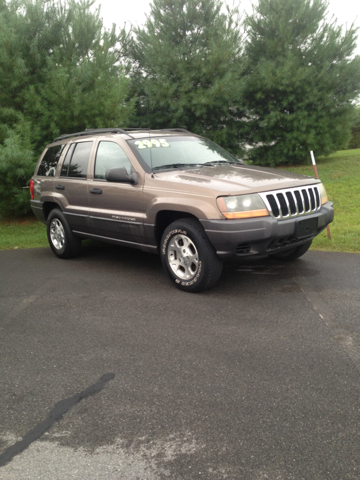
left=50, top=218, right=65, bottom=250
left=167, top=234, right=199, bottom=280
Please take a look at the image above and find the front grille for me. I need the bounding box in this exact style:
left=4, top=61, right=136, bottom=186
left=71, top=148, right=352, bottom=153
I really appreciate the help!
left=259, top=185, right=321, bottom=220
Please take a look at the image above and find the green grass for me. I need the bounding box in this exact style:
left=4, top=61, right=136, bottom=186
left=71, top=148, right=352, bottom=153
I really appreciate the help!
left=0, top=148, right=359, bottom=253
left=0, top=217, right=48, bottom=250
left=278, top=148, right=360, bottom=253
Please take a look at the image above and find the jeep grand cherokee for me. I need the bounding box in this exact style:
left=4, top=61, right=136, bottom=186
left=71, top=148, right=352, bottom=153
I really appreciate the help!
left=30, top=128, right=334, bottom=292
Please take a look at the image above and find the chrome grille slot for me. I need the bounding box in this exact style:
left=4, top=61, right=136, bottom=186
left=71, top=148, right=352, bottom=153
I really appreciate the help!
left=259, top=185, right=321, bottom=220
left=314, top=188, right=320, bottom=208
left=266, top=194, right=279, bottom=217
left=294, top=191, right=304, bottom=213
left=309, top=189, right=316, bottom=210
left=286, top=192, right=297, bottom=215
left=277, top=193, right=289, bottom=217
left=302, top=189, right=310, bottom=211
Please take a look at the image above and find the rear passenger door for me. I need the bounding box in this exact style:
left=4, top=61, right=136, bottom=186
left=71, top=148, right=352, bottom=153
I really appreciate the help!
left=56, top=140, right=94, bottom=234
left=88, top=140, right=145, bottom=245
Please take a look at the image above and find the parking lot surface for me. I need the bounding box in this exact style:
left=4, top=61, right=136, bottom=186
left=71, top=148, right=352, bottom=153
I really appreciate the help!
left=0, top=245, right=360, bottom=479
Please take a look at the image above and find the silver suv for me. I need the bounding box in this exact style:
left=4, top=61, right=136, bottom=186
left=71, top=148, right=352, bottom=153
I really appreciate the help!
left=30, top=128, right=334, bottom=292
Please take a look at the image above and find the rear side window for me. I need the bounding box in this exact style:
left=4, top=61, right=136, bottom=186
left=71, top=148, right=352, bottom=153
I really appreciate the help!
left=60, top=143, right=76, bottom=176
left=37, top=145, right=65, bottom=176
left=60, top=142, right=92, bottom=178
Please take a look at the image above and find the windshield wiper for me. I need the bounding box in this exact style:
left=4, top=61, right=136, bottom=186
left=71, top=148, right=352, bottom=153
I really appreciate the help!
left=202, top=160, right=244, bottom=166
left=152, top=160, right=244, bottom=171
left=202, top=160, right=229, bottom=166
left=152, top=163, right=202, bottom=171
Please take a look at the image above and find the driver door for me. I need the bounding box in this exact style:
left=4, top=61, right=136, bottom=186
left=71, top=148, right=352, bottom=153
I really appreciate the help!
left=88, top=140, right=145, bottom=245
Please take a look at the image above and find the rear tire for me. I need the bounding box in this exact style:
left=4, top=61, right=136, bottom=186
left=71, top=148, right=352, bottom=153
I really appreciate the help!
left=47, top=209, right=82, bottom=259
left=270, top=240, right=312, bottom=261
left=160, top=218, right=223, bottom=293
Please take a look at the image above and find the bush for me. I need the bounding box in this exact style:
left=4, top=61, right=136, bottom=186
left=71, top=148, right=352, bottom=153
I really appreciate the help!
left=348, top=108, right=360, bottom=149
left=0, top=128, right=36, bottom=218
left=348, top=126, right=360, bottom=149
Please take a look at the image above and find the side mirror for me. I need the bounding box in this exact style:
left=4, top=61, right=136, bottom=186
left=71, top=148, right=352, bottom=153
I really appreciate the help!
left=106, top=167, right=138, bottom=185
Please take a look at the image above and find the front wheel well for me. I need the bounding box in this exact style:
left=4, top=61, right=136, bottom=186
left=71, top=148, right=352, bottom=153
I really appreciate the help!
left=155, top=211, right=199, bottom=246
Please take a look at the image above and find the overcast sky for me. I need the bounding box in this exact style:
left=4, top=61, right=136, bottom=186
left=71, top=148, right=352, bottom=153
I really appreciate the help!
left=93, top=0, right=360, bottom=56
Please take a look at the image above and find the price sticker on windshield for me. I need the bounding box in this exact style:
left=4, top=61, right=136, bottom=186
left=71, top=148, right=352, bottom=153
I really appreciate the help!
left=135, top=139, right=170, bottom=149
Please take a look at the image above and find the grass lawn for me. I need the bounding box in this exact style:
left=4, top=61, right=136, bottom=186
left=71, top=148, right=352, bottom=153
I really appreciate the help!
left=0, top=217, right=48, bottom=250
left=0, top=148, right=359, bottom=253
left=279, top=148, right=360, bottom=253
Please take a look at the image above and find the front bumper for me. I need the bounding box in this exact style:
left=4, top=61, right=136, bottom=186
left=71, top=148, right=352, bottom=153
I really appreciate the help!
left=200, top=202, right=334, bottom=261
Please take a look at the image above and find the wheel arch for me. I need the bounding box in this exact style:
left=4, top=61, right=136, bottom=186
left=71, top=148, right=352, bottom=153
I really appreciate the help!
left=159, top=216, right=223, bottom=292
left=154, top=210, right=200, bottom=247
left=43, top=201, right=62, bottom=220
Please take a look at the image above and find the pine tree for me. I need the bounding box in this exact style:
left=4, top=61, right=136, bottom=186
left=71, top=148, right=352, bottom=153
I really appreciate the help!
left=243, top=0, right=360, bottom=166
left=0, top=0, right=135, bottom=154
left=0, top=0, right=134, bottom=217
left=24, top=0, right=135, bottom=148
left=129, top=0, right=245, bottom=152
left=348, top=106, right=360, bottom=149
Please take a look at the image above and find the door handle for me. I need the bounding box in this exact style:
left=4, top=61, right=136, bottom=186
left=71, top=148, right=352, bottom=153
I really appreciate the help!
left=55, top=184, right=65, bottom=190
left=89, top=188, right=102, bottom=194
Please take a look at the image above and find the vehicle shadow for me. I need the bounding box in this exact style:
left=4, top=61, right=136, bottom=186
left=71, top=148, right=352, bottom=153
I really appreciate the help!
left=77, top=240, right=319, bottom=295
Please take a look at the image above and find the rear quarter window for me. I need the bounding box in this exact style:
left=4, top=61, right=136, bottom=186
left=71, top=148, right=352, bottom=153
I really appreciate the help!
left=37, top=144, right=65, bottom=176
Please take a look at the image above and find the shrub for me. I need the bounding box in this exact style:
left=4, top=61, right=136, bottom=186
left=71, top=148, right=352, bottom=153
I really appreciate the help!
left=0, top=128, right=36, bottom=218
left=348, top=107, right=360, bottom=149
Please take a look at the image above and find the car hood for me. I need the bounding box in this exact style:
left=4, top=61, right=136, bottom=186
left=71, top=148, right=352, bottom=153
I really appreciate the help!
left=153, top=164, right=319, bottom=195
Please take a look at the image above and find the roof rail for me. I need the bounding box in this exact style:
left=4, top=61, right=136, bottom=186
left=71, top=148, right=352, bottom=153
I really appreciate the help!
left=120, top=128, right=189, bottom=132
left=53, top=128, right=128, bottom=142
left=164, top=128, right=189, bottom=133
left=53, top=127, right=190, bottom=142
left=122, top=128, right=190, bottom=134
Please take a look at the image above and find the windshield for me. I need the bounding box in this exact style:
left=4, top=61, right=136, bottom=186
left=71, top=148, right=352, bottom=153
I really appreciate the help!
left=127, top=136, right=242, bottom=172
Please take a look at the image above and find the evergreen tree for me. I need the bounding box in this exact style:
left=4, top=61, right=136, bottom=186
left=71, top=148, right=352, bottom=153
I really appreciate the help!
left=24, top=1, right=135, bottom=147
left=348, top=106, right=360, bottom=149
left=129, top=0, right=245, bottom=152
left=0, top=0, right=134, bottom=217
left=243, top=0, right=360, bottom=166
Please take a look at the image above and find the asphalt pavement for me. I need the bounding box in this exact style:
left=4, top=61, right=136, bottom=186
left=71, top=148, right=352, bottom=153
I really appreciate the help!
left=0, top=244, right=360, bottom=479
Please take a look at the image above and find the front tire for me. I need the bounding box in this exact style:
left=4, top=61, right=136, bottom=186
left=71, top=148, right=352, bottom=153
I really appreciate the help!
left=47, top=209, right=81, bottom=259
left=270, top=240, right=312, bottom=261
left=160, top=218, right=223, bottom=293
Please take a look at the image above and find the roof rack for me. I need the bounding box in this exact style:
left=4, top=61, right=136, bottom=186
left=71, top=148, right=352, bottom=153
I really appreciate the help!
left=121, top=128, right=189, bottom=133
left=53, top=128, right=128, bottom=142
left=53, top=127, right=190, bottom=142
left=164, top=128, right=189, bottom=132
left=123, top=128, right=190, bottom=138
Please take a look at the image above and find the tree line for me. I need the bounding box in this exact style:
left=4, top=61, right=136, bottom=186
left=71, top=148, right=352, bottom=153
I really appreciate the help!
left=1, top=0, right=360, bottom=216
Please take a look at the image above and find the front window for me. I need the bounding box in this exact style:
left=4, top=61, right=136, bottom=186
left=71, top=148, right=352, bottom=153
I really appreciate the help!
left=128, top=136, right=242, bottom=172
left=94, top=141, right=132, bottom=179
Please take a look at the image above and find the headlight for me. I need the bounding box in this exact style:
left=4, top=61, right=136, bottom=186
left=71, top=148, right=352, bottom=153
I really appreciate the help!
left=217, top=194, right=269, bottom=219
left=318, top=183, right=328, bottom=205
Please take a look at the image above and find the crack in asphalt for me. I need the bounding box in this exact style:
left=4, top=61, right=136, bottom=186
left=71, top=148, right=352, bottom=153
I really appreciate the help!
left=1, top=280, right=58, bottom=329
left=0, top=373, right=115, bottom=468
